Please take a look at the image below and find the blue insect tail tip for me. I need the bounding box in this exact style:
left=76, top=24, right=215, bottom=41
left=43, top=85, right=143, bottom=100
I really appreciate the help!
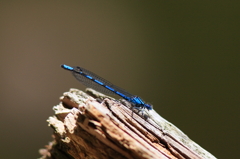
left=60, top=64, right=65, bottom=68
left=61, top=64, right=74, bottom=71
left=61, top=64, right=67, bottom=68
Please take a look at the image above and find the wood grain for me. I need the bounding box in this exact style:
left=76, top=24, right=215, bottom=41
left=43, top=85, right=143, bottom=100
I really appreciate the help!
left=39, top=88, right=217, bottom=159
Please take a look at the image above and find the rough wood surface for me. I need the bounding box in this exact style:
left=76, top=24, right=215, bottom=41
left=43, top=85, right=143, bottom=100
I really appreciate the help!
left=39, top=88, right=217, bottom=159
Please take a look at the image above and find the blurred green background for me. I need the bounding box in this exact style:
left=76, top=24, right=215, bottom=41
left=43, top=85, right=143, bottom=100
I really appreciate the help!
left=0, top=1, right=239, bottom=158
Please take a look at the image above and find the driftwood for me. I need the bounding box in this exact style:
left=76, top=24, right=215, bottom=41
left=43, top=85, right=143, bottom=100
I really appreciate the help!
left=39, top=88, right=217, bottom=159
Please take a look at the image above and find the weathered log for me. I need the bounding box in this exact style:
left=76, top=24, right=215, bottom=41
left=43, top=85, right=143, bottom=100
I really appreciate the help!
left=39, top=88, right=217, bottom=159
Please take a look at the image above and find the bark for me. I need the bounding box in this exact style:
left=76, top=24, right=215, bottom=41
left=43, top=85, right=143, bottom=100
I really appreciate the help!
left=39, top=88, right=217, bottom=159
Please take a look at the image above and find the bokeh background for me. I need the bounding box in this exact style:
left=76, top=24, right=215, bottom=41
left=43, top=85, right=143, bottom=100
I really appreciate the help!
left=0, top=1, right=239, bottom=158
